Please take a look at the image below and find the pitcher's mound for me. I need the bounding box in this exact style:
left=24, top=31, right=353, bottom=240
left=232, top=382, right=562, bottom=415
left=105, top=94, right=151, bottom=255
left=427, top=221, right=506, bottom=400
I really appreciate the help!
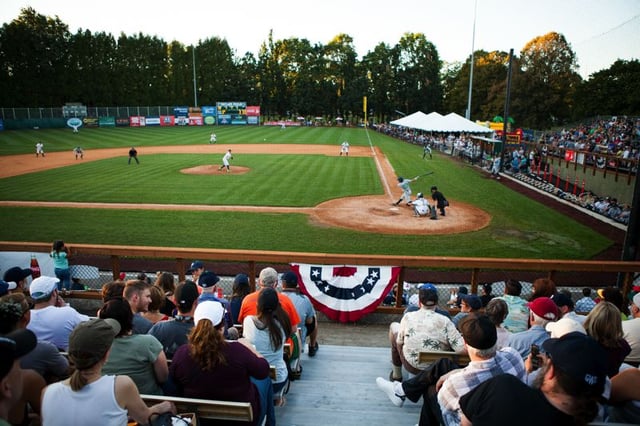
left=181, top=165, right=250, bottom=175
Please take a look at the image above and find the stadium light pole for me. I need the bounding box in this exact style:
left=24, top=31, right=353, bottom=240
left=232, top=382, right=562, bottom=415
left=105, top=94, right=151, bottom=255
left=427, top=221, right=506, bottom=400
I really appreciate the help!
left=192, top=45, right=198, bottom=108
left=465, top=0, right=478, bottom=120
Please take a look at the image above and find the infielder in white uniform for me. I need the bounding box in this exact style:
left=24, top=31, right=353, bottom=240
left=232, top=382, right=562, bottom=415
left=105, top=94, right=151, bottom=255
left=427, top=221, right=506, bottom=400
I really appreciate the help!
left=36, top=142, right=45, bottom=158
left=210, top=133, right=217, bottom=144
left=412, top=192, right=430, bottom=217
left=393, top=176, right=417, bottom=206
left=340, top=141, right=350, bottom=156
left=218, top=149, right=233, bottom=173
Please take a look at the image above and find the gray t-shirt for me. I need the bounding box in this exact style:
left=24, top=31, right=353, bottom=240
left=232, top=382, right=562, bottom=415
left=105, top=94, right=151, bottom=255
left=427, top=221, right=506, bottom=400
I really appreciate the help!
left=21, top=340, right=69, bottom=378
left=148, top=318, right=194, bottom=359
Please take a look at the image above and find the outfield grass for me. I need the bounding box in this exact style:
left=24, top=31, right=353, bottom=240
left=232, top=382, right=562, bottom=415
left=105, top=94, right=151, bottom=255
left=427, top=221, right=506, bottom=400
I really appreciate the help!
left=0, top=126, right=612, bottom=259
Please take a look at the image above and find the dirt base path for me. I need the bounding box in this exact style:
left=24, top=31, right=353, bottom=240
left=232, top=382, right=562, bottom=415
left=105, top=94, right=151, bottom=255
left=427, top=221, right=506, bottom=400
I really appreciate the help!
left=0, top=144, right=490, bottom=235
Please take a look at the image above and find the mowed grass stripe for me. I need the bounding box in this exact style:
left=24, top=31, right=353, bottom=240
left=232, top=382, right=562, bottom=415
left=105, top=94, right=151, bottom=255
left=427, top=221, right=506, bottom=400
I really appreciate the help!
left=0, top=126, right=373, bottom=156
left=0, top=154, right=380, bottom=206
left=0, top=205, right=610, bottom=259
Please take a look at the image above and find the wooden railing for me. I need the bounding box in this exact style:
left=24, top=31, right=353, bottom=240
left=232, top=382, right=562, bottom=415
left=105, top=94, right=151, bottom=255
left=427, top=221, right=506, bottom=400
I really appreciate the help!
left=2, top=241, right=639, bottom=314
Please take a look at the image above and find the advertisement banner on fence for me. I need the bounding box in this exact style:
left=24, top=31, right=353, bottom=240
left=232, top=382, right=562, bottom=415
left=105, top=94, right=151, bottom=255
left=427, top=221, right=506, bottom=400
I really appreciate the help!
left=202, top=106, right=216, bottom=125
left=129, top=116, right=145, bottom=127
left=82, top=117, right=99, bottom=128
left=174, top=106, right=188, bottom=117
left=246, top=106, right=260, bottom=116
left=99, top=117, right=116, bottom=127
left=247, top=116, right=259, bottom=125
left=116, top=117, right=130, bottom=127
left=67, top=118, right=83, bottom=132
left=145, top=117, right=161, bottom=126
left=188, top=116, right=203, bottom=126
left=202, top=106, right=216, bottom=116
left=160, top=115, right=175, bottom=126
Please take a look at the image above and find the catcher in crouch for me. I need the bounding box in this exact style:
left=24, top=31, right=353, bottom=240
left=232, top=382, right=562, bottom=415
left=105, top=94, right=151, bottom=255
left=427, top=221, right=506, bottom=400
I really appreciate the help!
left=393, top=176, right=417, bottom=206
left=412, top=192, right=431, bottom=217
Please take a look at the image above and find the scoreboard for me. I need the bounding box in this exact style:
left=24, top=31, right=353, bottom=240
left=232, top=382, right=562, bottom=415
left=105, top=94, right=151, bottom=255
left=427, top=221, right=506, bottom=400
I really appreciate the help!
left=216, top=101, right=247, bottom=125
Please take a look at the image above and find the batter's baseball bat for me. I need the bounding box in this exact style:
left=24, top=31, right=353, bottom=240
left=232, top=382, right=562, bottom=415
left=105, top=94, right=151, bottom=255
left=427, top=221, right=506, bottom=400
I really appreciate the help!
left=414, top=171, right=434, bottom=179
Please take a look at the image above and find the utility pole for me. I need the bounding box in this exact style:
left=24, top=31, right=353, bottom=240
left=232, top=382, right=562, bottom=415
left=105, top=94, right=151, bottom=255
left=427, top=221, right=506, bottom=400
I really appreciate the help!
left=498, top=49, right=513, bottom=173
left=466, top=0, right=478, bottom=120
left=192, top=45, right=198, bottom=108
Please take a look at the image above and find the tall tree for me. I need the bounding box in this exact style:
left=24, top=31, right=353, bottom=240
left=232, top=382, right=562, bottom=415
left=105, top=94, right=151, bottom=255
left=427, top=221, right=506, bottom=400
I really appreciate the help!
left=362, top=43, right=397, bottom=122
left=234, top=52, right=260, bottom=105
left=513, top=32, right=582, bottom=128
left=442, top=50, right=510, bottom=120
left=67, top=29, right=117, bottom=105
left=323, top=34, right=358, bottom=118
left=194, top=37, right=237, bottom=104
left=392, top=33, right=442, bottom=114
left=166, top=41, right=193, bottom=105
left=113, top=33, right=169, bottom=105
left=573, top=59, right=640, bottom=117
left=257, top=30, right=288, bottom=117
left=0, top=7, right=71, bottom=106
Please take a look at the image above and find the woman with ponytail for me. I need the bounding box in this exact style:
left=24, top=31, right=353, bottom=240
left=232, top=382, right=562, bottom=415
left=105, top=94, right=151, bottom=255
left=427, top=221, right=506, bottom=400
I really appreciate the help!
left=170, top=300, right=271, bottom=425
left=243, top=288, right=291, bottom=401
left=41, top=318, right=175, bottom=425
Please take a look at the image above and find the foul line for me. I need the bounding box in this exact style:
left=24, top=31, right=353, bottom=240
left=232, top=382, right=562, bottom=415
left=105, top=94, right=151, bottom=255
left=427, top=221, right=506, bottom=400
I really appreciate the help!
left=365, top=128, right=394, bottom=199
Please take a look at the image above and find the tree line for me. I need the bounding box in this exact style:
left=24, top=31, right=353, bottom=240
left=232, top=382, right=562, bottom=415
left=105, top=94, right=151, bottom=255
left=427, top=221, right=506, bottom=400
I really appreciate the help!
left=1, top=7, right=638, bottom=129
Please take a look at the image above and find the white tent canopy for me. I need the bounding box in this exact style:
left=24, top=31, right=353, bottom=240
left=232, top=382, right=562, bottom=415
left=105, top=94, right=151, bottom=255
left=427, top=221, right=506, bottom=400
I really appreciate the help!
left=389, top=111, right=442, bottom=130
left=390, top=111, right=492, bottom=134
left=438, top=113, right=493, bottom=133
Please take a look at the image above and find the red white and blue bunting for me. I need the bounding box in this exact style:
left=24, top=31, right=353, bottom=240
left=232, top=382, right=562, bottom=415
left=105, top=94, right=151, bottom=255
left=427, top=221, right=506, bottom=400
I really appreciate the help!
left=290, top=264, right=401, bottom=323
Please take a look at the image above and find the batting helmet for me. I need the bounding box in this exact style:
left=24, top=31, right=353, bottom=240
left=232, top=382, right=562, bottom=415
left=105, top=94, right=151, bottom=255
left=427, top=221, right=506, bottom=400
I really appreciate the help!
left=397, top=176, right=403, bottom=182
left=417, top=192, right=423, bottom=198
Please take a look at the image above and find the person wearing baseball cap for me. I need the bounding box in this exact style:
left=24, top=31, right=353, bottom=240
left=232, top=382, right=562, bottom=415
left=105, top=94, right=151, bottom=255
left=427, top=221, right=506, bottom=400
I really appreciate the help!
left=148, top=281, right=199, bottom=359
left=0, top=329, right=37, bottom=423
left=187, top=260, right=205, bottom=282
left=41, top=318, right=175, bottom=425
left=27, top=276, right=89, bottom=351
left=171, top=300, right=271, bottom=425
left=0, top=280, right=16, bottom=297
left=545, top=316, right=586, bottom=339
left=406, top=284, right=452, bottom=318
left=452, top=294, right=482, bottom=328
left=386, top=285, right=464, bottom=381
left=460, top=332, right=607, bottom=425
left=507, top=296, right=558, bottom=359
left=551, top=292, right=586, bottom=325
left=3, top=267, right=32, bottom=294
left=197, top=271, right=236, bottom=339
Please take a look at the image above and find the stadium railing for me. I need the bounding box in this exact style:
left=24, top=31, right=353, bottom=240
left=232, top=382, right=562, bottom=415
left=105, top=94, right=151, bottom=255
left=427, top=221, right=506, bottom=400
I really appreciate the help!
left=2, top=241, right=639, bottom=315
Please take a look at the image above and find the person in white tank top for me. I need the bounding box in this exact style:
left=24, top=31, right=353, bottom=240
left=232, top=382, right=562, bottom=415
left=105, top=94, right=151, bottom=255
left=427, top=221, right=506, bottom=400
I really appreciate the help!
left=41, top=318, right=175, bottom=426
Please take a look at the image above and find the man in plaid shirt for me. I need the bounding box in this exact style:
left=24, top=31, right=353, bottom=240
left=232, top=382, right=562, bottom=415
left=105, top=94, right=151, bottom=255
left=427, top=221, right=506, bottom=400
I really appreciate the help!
left=437, top=314, right=526, bottom=425
left=377, top=314, right=525, bottom=426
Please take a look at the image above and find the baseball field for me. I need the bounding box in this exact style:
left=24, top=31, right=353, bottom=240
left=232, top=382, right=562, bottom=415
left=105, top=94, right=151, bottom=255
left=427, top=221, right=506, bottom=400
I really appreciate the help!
left=0, top=125, right=612, bottom=259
